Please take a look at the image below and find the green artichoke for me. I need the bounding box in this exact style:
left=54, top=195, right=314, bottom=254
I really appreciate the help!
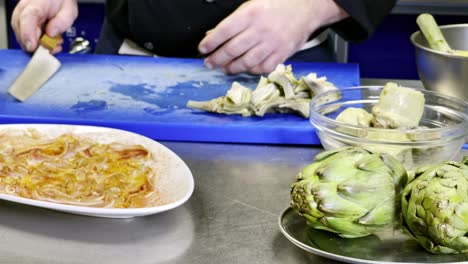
left=290, top=147, right=408, bottom=238
left=401, top=157, right=468, bottom=254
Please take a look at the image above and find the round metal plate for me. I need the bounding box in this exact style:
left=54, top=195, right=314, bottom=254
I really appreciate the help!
left=278, top=207, right=468, bottom=264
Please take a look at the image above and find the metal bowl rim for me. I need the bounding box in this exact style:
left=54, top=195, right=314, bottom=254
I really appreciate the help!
left=410, top=23, right=468, bottom=59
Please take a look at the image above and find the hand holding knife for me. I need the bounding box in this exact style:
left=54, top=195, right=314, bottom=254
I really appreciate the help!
left=8, top=34, right=63, bottom=102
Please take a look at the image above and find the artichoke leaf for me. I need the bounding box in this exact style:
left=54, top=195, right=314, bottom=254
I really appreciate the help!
left=317, top=194, right=372, bottom=218
left=358, top=198, right=395, bottom=226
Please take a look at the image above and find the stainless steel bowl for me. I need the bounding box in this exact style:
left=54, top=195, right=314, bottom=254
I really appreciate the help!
left=411, top=24, right=468, bottom=101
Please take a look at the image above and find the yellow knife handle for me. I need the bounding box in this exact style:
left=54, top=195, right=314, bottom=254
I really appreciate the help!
left=40, top=34, right=62, bottom=50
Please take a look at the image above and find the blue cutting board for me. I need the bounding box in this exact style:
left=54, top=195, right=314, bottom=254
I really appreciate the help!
left=0, top=49, right=359, bottom=145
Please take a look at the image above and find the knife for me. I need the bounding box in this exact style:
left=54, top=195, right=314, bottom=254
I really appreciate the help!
left=8, top=34, right=62, bottom=102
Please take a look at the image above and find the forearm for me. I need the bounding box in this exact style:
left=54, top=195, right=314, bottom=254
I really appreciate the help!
left=313, top=0, right=350, bottom=29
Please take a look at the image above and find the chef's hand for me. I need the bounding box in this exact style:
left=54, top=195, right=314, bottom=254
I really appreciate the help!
left=11, top=0, right=78, bottom=53
left=198, top=0, right=348, bottom=75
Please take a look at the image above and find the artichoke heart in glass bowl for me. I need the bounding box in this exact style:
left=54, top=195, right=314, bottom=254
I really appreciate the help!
left=309, top=84, right=468, bottom=170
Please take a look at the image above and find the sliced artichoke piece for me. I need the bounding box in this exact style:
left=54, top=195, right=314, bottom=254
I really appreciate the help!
left=187, top=97, right=224, bottom=113
left=226, top=81, right=252, bottom=106
left=302, top=73, right=341, bottom=110
left=362, top=130, right=413, bottom=169
left=401, top=159, right=468, bottom=254
left=293, top=91, right=311, bottom=99
left=283, top=64, right=298, bottom=83
left=335, top=107, right=373, bottom=137
left=278, top=98, right=311, bottom=118
left=255, top=97, right=286, bottom=117
left=336, top=107, right=373, bottom=127
left=371, top=82, right=425, bottom=129
left=187, top=64, right=339, bottom=118
left=407, top=126, right=441, bottom=141
left=267, top=64, right=297, bottom=99
left=255, top=76, right=270, bottom=90
left=187, top=81, right=253, bottom=117
left=290, top=147, right=408, bottom=238
left=294, top=78, right=311, bottom=94
left=302, top=73, right=339, bottom=96
left=251, top=83, right=280, bottom=109
left=186, top=98, right=253, bottom=117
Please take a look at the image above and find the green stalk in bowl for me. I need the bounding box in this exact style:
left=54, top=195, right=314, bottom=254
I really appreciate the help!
left=416, top=13, right=468, bottom=57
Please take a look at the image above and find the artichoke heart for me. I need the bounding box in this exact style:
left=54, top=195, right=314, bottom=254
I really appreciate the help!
left=301, top=73, right=339, bottom=97
left=290, top=147, right=408, bottom=238
left=362, top=130, right=414, bottom=169
left=401, top=158, right=468, bottom=254
left=336, top=107, right=373, bottom=127
left=255, top=76, right=270, bottom=90
left=371, top=82, right=425, bottom=129
left=227, top=81, right=252, bottom=106
left=267, top=64, right=297, bottom=99
left=251, top=83, right=281, bottom=109
left=187, top=64, right=338, bottom=118
left=278, top=99, right=311, bottom=118
left=187, top=81, right=253, bottom=117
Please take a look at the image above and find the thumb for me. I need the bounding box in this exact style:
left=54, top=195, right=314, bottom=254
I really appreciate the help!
left=44, top=0, right=78, bottom=37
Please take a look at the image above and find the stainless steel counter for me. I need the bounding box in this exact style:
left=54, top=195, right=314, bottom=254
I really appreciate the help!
left=0, top=139, right=466, bottom=264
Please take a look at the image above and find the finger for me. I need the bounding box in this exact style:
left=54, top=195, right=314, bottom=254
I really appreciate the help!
left=51, top=45, right=63, bottom=54
left=18, top=4, right=47, bottom=52
left=204, top=29, right=259, bottom=69
left=249, top=53, right=286, bottom=75
left=222, top=43, right=273, bottom=75
left=34, top=26, right=41, bottom=45
left=198, top=8, right=250, bottom=55
left=11, top=0, right=31, bottom=33
left=11, top=1, right=24, bottom=36
left=45, top=0, right=78, bottom=37
left=11, top=4, right=24, bottom=49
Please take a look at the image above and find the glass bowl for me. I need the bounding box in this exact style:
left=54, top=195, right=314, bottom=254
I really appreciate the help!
left=309, top=86, right=468, bottom=170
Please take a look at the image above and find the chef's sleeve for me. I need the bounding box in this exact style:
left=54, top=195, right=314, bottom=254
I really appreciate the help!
left=331, top=0, right=397, bottom=42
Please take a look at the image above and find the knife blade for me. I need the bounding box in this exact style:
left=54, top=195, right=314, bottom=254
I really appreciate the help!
left=8, top=34, right=62, bottom=102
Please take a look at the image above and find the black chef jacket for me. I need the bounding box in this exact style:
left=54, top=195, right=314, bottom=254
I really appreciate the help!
left=105, top=0, right=396, bottom=58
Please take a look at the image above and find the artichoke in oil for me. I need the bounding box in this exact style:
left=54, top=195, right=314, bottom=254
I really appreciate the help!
left=401, top=157, right=468, bottom=254
left=290, top=147, right=408, bottom=238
